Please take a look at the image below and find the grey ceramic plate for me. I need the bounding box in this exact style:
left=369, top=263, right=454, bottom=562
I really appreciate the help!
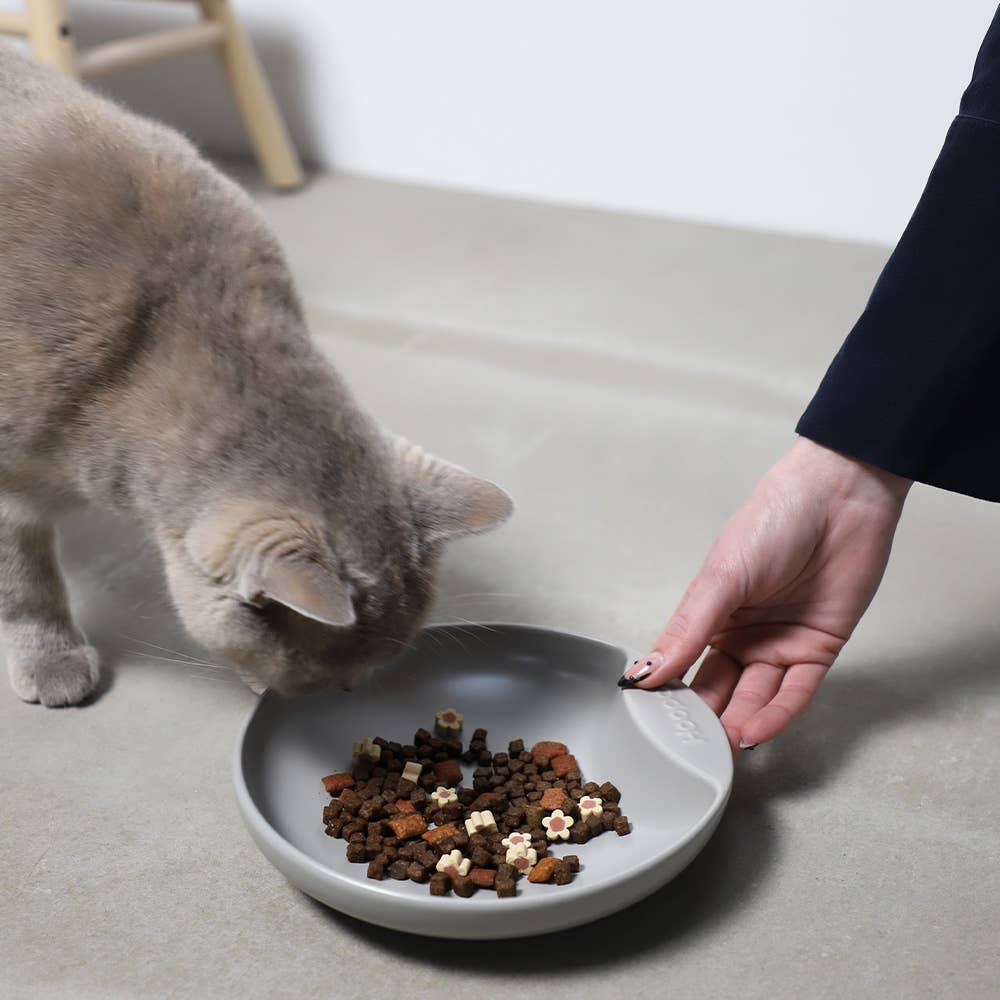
left=233, top=623, right=733, bottom=939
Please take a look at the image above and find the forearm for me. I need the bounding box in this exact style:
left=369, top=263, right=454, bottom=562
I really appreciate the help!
left=798, top=8, right=1000, bottom=501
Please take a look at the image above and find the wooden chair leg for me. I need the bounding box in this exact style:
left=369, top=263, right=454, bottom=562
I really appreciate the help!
left=197, top=0, right=304, bottom=189
left=26, top=0, right=78, bottom=75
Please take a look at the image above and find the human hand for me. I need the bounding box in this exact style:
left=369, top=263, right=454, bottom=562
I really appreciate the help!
left=623, top=437, right=912, bottom=750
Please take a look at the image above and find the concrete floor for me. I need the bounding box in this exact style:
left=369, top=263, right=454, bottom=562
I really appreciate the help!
left=3, top=167, right=999, bottom=999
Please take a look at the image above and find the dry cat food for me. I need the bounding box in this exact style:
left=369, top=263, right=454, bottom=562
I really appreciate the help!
left=320, top=709, right=631, bottom=898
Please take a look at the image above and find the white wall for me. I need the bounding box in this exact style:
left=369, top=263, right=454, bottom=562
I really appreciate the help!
left=6, top=1, right=999, bottom=244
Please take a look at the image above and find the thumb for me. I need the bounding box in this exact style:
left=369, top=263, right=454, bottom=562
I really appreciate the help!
left=625, top=562, right=743, bottom=689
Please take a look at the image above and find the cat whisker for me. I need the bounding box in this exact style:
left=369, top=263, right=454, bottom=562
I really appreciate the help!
left=127, top=649, right=231, bottom=673
left=119, top=633, right=218, bottom=666
left=442, top=622, right=490, bottom=648
left=440, top=615, right=500, bottom=634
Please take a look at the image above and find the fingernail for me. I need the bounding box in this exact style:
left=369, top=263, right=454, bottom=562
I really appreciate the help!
left=738, top=739, right=758, bottom=750
left=630, top=651, right=664, bottom=681
left=617, top=675, right=638, bottom=689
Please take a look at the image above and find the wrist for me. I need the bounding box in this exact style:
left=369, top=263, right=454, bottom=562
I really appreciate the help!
left=786, top=436, right=913, bottom=508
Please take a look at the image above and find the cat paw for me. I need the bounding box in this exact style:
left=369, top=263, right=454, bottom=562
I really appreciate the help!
left=8, top=644, right=100, bottom=707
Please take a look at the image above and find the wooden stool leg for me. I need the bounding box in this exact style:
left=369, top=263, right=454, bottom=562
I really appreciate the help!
left=197, top=0, right=304, bottom=189
left=26, top=0, right=78, bottom=75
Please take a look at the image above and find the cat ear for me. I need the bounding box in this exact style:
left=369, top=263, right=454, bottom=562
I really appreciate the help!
left=393, top=437, right=513, bottom=543
left=236, top=557, right=356, bottom=627
left=186, top=502, right=356, bottom=627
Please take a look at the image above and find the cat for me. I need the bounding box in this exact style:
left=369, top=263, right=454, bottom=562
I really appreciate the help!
left=0, top=45, right=511, bottom=706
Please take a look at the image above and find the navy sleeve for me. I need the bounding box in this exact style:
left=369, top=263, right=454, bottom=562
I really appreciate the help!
left=796, top=8, right=1000, bottom=501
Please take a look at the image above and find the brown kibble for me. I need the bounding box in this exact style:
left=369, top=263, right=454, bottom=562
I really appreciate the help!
left=540, top=788, right=569, bottom=812
left=346, top=841, right=367, bottom=863
left=599, top=781, right=622, bottom=803
left=366, top=858, right=386, bottom=880
left=496, top=863, right=517, bottom=881
left=614, top=815, right=632, bottom=836
left=429, top=872, right=451, bottom=896
left=508, top=738, right=525, bottom=756
left=527, top=857, right=560, bottom=884
left=421, top=823, right=460, bottom=846
left=563, top=854, right=580, bottom=873
left=531, top=741, right=568, bottom=760
left=388, top=859, right=410, bottom=880
left=338, top=788, right=362, bottom=812
left=322, top=772, right=355, bottom=795
left=388, top=813, right=428, bottom=839
left=407, top=862, right=430, bottom=883
left=432, top=759, right=463, bottom=786
left=452, top=875, right=477, bottom=897
left=553, top=861, right=573, bottom=885
left=570, top=823, right=591, bottom=845
left=496, top=877, right=517, bottom=898
left=470, top=846, right=493, bottom=869
left=469, top=868, right=496, bottom=889
left=601, top=811, right=616, bottom=831
left=525, top=805, right=545, bottom=830
left=341, top=820, right=365, bottom=840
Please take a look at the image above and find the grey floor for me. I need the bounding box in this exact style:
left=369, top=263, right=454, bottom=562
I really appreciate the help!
left=3, top=167, right=998, bottom=1000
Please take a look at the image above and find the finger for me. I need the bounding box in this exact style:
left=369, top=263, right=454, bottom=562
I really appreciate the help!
left=737, top=663, right=829, bottom=747
left=718, top=662, right=785, bottom=750
left=631, top=562, right=744, bottom=688
left=689, top=648, right=741, bottom=716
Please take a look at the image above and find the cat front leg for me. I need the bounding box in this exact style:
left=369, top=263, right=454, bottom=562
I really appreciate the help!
left=0, top=515, right=99, bottom=706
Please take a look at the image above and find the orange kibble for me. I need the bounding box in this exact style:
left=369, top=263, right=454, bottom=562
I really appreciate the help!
left=540, top=788, right=570, bottom=812
left=321, top=772, right=355, bottom=795
left=550, top=754, right=579, bottom=779
left=388, top=813, right=428, bottom=839
left=527, top=857, right=561, bottom=883
left=530, top=741, right=568, bottom=760
left=469, top=868, right=497, bottom=889
left=395, top=799, right=417, bottom=813
left=421, top=823, right=461, bottom=846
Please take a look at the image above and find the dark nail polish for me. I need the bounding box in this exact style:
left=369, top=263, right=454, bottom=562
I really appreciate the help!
left=617, top=675, right=639, bottom=689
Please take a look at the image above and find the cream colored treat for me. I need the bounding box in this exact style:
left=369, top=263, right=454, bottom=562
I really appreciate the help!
left=351, top=738, right=380, bottom=763
left=542, top=809, right=574, bottom=841
left=578, top=795, right=603, bottom=818
left=430, top=786, right=458, bottom=807
left=435, top=850, right=471, bottom=877
left=434, top=707, right=463, bottom=735
left=501, top=831, right=532, bottom=850
left=464, top=809, right=497, bottom=836
left=505, top=845, right=537, bottom=874
left=401, top=760, right=422, bottom=783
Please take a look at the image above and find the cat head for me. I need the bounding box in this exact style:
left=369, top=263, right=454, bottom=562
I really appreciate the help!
left=160, top=436, right=511, bottom=695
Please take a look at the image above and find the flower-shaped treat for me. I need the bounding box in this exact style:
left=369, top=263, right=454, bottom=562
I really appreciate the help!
left=578, top=795, right=603, bottom=818
left=434, top=708, right=464, bottom=735
left=435, top=849, right=471, bottom=878
left=430, top=786, right=458, bottom=807
left=501, top=831, right=533, bottom=850
left=505, top=845, right=538, bottom=874
left=541, top=809, right=575, bottom=841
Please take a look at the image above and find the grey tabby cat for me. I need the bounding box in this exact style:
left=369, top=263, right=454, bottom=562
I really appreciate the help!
left=0, top=45, right=511, bottom=706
